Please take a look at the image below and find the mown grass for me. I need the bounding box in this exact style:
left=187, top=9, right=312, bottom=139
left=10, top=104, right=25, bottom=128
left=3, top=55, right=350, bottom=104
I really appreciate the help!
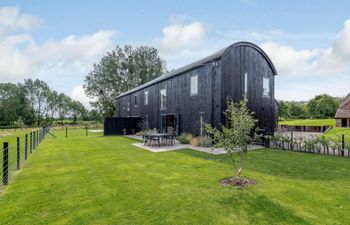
left=0, top=129, right=349, bottom=224
left=279, top=119, right=336, bottom=126
left=324, top=127, right=350, bottom=142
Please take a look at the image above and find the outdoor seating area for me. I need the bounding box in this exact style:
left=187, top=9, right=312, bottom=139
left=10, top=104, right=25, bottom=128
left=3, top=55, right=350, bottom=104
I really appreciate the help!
left=142, top=133, right=175, bottom=147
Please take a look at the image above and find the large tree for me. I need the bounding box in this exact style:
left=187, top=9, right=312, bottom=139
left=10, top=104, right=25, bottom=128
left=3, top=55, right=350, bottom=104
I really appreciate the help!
left=307, top=94, right=339, bottom=118
left=84, top=45, right=167, bottom=116
left=0, top=83, right=35, bottom=126
left=22, top=79, right=51, bottom=125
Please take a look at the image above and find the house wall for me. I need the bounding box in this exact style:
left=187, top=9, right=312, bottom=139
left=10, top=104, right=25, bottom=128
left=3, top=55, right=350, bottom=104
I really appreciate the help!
left=221, top=45, right=277, bottom=134
left=115, top=43, right=277, bottom=135
left=116, top=62, right=221, bottom=135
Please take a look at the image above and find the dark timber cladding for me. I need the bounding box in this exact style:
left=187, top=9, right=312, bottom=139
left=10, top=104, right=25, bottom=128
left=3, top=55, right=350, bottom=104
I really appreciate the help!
left=114, top=41, right=278, bottom=136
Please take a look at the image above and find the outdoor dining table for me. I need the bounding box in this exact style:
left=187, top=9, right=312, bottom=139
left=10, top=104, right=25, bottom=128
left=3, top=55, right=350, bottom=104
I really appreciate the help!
left=142, top=133, right=175, bottom=147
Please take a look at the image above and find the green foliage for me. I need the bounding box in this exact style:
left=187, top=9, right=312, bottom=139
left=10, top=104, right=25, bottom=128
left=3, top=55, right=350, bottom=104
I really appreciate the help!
left=178, top=132, right=190, bottom=144
left=278, top=94, right=340, bottom=120
left=205, top=98, right=259, bottom=177
left=198, top=135, right=213, bottom=147
left=0, top=79, right=89, bottom=127
left=307, top=94, right=339, bottom=119
left=84, top=45, right=167, bottom=116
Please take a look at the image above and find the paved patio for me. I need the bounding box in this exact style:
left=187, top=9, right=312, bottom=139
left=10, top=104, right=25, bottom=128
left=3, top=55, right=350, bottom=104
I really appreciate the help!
left=126, top=135, right=264, bottom=155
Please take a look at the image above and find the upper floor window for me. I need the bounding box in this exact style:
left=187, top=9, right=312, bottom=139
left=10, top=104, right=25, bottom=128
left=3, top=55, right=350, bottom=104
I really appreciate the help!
left=190, top=73, right=198, bottom=95
left=160, top=88, right=167, bottom=110
left=144, top=91, right=149, bottom=105
left=134, top=95, right=138, bottom=106
left=244, top=73, right=248, bottom=98
left=263, top=77, right=270, bottom=97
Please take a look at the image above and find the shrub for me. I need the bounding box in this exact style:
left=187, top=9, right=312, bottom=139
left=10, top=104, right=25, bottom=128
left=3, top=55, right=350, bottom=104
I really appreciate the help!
left=198, top=136, right=212, bottom=147
left=186, top=134, right=194, bottom=142
left=178, top=132, right=190, bottom=144
left=190, top=137, right=200, bottom=146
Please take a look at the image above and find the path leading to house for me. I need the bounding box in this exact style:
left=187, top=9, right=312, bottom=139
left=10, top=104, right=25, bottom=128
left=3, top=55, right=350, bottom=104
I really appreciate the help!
left=0, top=129, right=349, bottom=225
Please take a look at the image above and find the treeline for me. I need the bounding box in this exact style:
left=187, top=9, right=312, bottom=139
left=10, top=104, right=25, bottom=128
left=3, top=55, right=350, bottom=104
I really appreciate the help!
left=278, top=94, right=342, bottom=120
left=0, top=79, right=94, bottom=127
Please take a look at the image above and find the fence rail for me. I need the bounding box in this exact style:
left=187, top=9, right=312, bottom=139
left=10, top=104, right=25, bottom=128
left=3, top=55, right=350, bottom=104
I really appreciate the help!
left=267, top=132, right=349, bottom=158
left=0, top=128, right=49, bottom=192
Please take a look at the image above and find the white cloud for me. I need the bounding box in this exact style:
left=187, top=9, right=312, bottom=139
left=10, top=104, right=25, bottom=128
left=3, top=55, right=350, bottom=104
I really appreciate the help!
left=260, top=42, right=320, bottom=75
left=0, top=6, right=42, bottom=35
left=261, top=18, right=350, bottom=76
left=70, top=85, right=94, bottom=109
left=0, top=6, right=117, bottom=83
left=157, top=21, right=205, bottom=55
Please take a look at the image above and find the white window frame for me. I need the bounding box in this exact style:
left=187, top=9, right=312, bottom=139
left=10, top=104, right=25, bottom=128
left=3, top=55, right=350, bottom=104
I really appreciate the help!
left=244, top=73, right=248, bottom=98
left=190, top=73, right=198, bottom=96
left=160, top=88, right=167, bottom=110
left=263, top=77, right=270, bottom=97
left=144, top=91, right=149, bottom=105
left=134, top=95, right=138, bottom=107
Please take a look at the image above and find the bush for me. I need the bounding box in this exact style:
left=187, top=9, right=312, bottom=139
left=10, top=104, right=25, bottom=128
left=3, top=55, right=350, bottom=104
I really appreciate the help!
left=178, top=132, right=190, bottom=144
left=198, top=136, right=212, bottom=147
left=190, top=137, right=200, bottom=146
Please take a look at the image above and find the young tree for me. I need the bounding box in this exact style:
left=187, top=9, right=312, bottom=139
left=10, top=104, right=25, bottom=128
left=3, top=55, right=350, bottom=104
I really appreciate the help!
left=204, top=98, right=259, bottom=178
left=84, top=45, right=167, bottom=116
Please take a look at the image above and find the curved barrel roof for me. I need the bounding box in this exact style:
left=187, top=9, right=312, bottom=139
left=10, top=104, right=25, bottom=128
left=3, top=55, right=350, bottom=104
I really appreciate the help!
left=117, top=41, right=277, bottom=98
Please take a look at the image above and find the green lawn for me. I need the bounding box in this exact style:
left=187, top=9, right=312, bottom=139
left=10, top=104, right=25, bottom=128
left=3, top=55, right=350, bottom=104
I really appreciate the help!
left=279, top=119, right=336, bottom=126
left=324, top=127, right=350, bottom=142
left=0, top=130, right=349, bottom=224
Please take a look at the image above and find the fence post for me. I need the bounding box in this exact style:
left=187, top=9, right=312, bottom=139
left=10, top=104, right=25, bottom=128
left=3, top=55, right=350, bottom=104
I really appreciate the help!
left=30, top=132, right=32, bottom=153
left=17, top=137, right=20, bottom=170
left=25, top=134, right=28, bottom=160
left=341, top=134, right=345, bottom=157
left=86, top=125, right=88, bottom=136
left=3, top=142, right=8, bottom=185
left=66, top=126, right=68, bottom=138
left=290, top=132, right=294, bottom=151
left=36, top=130, right=39, bottom=146
left=33, top=131, right=36, bottom=150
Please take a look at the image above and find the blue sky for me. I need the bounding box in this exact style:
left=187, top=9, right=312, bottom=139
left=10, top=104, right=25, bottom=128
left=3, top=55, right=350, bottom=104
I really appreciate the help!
left=0, top=0, right=350, bottom=107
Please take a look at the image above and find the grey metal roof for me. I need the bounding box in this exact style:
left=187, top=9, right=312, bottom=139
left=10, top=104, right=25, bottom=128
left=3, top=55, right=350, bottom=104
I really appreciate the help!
left=117, top=41, right=277, bottom=98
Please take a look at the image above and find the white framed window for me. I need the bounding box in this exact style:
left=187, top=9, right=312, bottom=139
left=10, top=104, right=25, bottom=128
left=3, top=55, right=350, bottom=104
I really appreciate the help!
left=144, top=91, right=149, bottom=105
left=160, top=88, right=166, bottom=110
left=244, top=73, right=248, bottom=98
left=190, top=73, right=198, bottom=95
left=134, top=95, right=138, bottom=107
left=263, top=77, right=270, bottom=97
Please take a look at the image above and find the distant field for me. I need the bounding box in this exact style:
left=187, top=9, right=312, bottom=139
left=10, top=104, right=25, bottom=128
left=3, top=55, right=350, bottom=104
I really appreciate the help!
left=279, top=119, right=336, bottom=127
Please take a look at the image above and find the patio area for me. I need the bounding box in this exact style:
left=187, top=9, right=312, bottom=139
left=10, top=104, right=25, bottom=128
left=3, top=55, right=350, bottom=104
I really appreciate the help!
left=127, top=135, right=264, bottom=155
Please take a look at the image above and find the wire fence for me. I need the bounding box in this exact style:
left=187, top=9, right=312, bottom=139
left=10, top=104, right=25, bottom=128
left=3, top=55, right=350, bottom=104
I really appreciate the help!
left=0, top=128, right=49, bottom=192
left=266, top=132, right=350, bottom=158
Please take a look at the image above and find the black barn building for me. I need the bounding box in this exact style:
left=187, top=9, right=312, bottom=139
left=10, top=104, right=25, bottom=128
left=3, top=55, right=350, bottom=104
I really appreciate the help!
left=112, top=41, right=278, bottom=136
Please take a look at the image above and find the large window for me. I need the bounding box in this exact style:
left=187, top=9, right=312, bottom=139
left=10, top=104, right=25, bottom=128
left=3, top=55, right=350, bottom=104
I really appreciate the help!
left=263, top=77, right=270, bottom=97
left=190, top=73, right=198, bottom=95
left=134, top=95, right=138, bottom=106
left=144, top=91, right=149, bottom=105
left=160, top=88, right=167, bottom=110
left=244, top=73, right=248, bottom=98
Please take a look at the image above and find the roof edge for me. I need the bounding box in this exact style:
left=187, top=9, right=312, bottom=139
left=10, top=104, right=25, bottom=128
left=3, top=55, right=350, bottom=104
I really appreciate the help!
left=117, top=41, right=278, bottom=99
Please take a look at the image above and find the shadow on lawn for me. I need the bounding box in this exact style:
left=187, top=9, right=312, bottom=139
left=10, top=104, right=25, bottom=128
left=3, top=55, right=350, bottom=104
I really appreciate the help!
left=175, top=149, right=350, bottom=181
left=220, top=191, right=312, bottom=225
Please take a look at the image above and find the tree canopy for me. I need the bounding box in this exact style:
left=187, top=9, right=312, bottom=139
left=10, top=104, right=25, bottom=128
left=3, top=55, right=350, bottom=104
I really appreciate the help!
left=0, top=79, right=89, bottom=127
left=84, top=45, right=167, bottom=116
